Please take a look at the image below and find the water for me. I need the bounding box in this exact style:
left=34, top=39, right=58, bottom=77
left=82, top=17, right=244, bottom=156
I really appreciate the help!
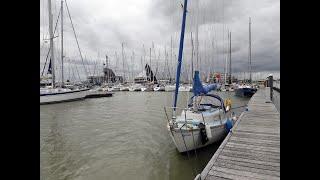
left=40, top=91, right=249, bottom=180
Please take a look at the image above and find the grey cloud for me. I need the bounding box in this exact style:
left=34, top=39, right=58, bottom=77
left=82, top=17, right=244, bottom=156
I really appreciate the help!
left=40, top=0, right=279, bottom=80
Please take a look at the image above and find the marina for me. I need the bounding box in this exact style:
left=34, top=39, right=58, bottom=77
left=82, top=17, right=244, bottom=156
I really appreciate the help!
left=40, top=0, right=279, bottom=179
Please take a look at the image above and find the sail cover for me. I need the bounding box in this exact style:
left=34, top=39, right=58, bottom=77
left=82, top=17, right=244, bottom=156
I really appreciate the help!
left=193, top=71, right=219, bottom=96
left=47, top=59, right=52, bottom=75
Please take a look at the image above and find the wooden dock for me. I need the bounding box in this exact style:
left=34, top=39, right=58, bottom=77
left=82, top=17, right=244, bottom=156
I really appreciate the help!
left=196, top=87, right=280, bottom=180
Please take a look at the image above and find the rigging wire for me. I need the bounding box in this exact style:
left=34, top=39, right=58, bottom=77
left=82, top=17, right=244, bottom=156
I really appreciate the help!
left=41, top=8, right=62, bottom=76
left=65, top=0, right=89, bottom=77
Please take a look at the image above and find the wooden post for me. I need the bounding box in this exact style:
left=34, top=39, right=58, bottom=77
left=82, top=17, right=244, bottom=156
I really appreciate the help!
left=268, top=75, right=273, bottom=100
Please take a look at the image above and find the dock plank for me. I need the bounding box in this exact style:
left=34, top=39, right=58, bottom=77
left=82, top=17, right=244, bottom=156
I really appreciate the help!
left=218, top=155, right=280, bottom=167
left=214, top=160, right=280, bottom=176
left=209, top=166, right=279, bottom=180
left=198, top=88, right=280, bottom=180
left=216, top=157, right=280, bottom=172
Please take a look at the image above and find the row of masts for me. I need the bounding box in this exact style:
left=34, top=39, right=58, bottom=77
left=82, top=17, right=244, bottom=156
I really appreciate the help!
left=47, top=0, right=67, bottom=87
left=44, top=0, right=252, bottom=86
left=47, top=0, right=55, bottom=87
left=45, top=0, right=90, bottom=87
left=101, top=41, right=176, bottom=83
left=45, top=0, right=223, bottom=86
left=224, top=17, right=253, bottom=85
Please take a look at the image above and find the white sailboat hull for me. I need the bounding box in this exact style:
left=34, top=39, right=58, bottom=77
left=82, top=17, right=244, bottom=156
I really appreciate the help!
left=169, top=123, right=227, bottom=153
left=40, top=89, right=89, bottom=105
left=129, top=84, right=142, bottom=91
left=165, top=85, right=176, bottom=92
left=178, top=86, right=192, bottom=92
left=119, top=87, right=129, bottom=91
left=85, top=89, right=113, bottom=98
left=166, top=101, right=232, bottom=153
left=108, top=87, right=121, bottom=91
left=154, top=85, right=165, bottom=91
left=141, top=86, right=153, bottom=92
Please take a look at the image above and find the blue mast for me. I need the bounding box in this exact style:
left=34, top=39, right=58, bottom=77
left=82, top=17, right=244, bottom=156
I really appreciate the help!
left=173, top=0, right=188, bottom=114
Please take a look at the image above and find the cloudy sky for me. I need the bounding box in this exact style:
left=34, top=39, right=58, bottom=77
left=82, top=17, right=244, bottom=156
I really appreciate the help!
left=40, top=0, right=280, bottom=81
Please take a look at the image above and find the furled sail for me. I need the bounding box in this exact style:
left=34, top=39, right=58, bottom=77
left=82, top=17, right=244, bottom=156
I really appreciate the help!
left=144, top=64, right=157, bottom=83
left=47, top=59, right=52, bottom=75
left=193, top=71, right=220, bottom=96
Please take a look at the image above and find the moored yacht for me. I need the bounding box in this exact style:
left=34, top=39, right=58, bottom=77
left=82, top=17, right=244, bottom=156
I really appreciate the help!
left=166, top=71, right=235, bottom=152
left=165, top=84, right=176, bottom=92
left=40, top=86, right=89, bottom=105
left=40, top=0, right=89, bottom=105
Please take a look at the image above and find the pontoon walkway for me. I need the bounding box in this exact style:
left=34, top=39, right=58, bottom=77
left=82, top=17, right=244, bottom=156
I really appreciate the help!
left=195, top=87, right=280, bottom=180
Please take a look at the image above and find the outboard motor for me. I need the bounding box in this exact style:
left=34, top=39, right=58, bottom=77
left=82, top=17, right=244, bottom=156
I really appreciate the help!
left=198, top=123, right=208, bottom=145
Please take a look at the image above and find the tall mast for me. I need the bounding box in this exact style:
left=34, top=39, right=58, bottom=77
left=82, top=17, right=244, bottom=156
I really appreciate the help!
left=127, top=53, right=130, bottom=82
left=106, top=55, right=109, bottom=68
left=150, top=47, right=152, bottom=67
left=224, top=55, right=227, bottom=84
left=195, top=0, right=199, bottom=71
left=131, top=51, right=135, bottom=82
left=164, top=47, right=167, bottom=79
left=106, top=55, right=109, bottom=83
left=173, top=0, right=188, bottom=113
left=156, top=50, right=160, bottom=80
left=211, top=36, right=215, bottom=74
left=170, top=36, right=173, bottom=81
left=121, top=42, right=125, bottom=83
left=224, top=30, right=229, bottom=84
left=165, top=47, right=170, bottom=80
left=191, top=32, right=194, bottom=79
left=60, top=0, right=64, bottom=87
left=229, top=31, right=232, bottom=84
left=114, top=51, right=118, bottom=73
left=48, top=0, right=55, bottom=87
left=249, top=17, right=252, bottom=83
left=222, top=0, right=225, bottom=83
left=149, top=47, right=152, bottom=82
left=140, top=56, right=143, bottom=73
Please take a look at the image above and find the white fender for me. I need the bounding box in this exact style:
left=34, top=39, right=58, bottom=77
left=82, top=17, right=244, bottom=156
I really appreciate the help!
left=205, top=124, right=212, bottom=139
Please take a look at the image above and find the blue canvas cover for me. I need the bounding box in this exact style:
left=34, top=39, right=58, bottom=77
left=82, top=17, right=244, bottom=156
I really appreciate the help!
left=193, top=71, right=219, bottom=96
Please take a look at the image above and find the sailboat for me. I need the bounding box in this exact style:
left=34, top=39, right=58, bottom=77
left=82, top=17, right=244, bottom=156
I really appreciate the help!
left=164, top=0, right=235, bottom=153
left=141, top=82, right=154, bottom=92
left=119, top=85, right=130, bottom=91
left=235, top=17, right=257, bottom=97
left=164, top=35, right=176, bottom=92
left=129, top=83, right=143, bottom=91
left=164, top=84, right=176, bottom=92
left=166, top=72, right=234, bottom=152
left=178, top=84, right=192, bottom=92
left=153, top=84, right=165, bottom=91
left=40, top=0, right=89, bottom=105
left=221, top=31, right=235, bottom=92
left=129, top=67, right=148, bottom=91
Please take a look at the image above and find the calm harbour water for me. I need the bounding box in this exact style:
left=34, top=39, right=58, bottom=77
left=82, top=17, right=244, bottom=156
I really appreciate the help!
left=40, top=91, right=249, bottom=180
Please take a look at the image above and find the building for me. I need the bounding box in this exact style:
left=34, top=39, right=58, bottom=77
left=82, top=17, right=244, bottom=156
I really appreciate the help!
left=87, top=64, right=123, bottom=85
